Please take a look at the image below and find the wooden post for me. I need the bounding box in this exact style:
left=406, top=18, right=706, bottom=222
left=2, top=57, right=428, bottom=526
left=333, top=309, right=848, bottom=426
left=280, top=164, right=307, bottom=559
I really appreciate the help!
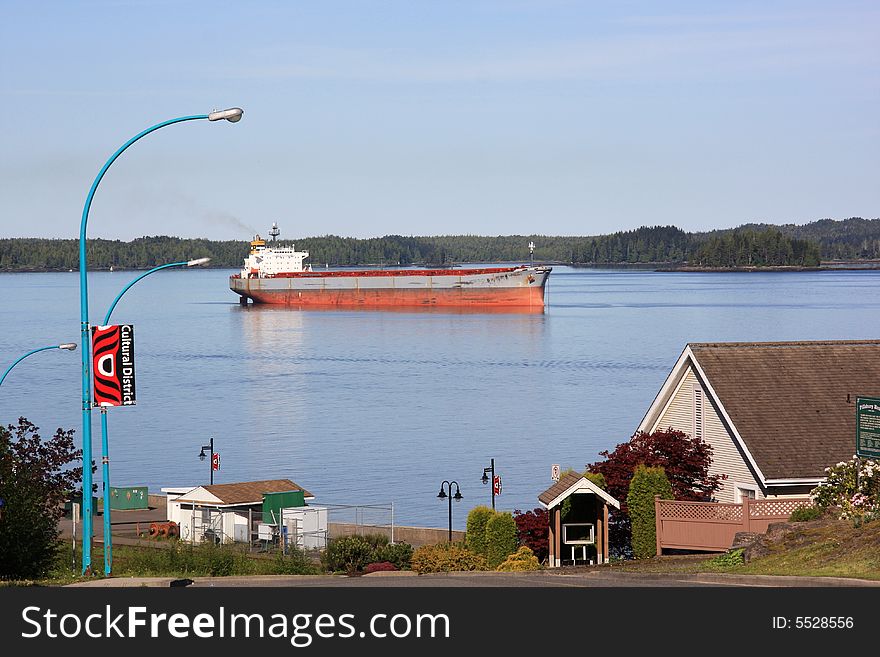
left=742, top=498, right=751, bottom=532
left=548, top=507, right=555, bottom=567
left=654, top=495, right=662, bottom=556
left=555, top=507, right=562, bottom=567
left=603, top=503, right=609, bottom=563
left=595, top=497, right=603, bottom=564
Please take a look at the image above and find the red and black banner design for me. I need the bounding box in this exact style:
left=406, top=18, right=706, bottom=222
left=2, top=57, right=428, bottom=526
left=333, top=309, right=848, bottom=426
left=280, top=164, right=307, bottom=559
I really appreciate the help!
left=91, top=324, right=136, bottom=407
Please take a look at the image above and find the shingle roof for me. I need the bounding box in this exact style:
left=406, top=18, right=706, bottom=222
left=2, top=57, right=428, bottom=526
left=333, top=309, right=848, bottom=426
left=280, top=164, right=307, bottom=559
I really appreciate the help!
left=537, top=472, right=620, bottom=509
left=688, top=340, right=880, bottom=480
left=538, top=472, right=583, bottom=506
left=198, top=479, right=314, bottom=505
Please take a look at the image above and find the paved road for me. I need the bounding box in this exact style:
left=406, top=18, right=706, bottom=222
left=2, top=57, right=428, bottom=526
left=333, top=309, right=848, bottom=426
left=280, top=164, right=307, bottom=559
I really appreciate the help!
left=68, top=570, right=880, bottom=588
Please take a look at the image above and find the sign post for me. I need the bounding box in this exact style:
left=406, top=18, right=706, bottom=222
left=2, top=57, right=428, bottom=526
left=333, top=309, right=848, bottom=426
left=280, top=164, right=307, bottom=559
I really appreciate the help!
left=856, top=397, right=880, bottom=459
left=551, top=464, right=561, bottom=482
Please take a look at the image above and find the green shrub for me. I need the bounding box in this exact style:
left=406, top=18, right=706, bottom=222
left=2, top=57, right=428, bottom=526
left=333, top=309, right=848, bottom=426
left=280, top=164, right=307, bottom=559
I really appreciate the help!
left=789, top=505, right=823, bottom=522
left=193, top=543, right=240, bottom=576
left=271, top=549, right=319, bottom=575
left=705, top=548, right=745, bottom=569
left=627, top=464, right=674, bottom=559
left=485, top=512, right=518, bottom=569
left=465, top=506, right=494, bottom=558
left=496, top=546, right=540, bottom=572
left=375, top=542, right=413, bottom=570
left=584, top=472, right=607, bottom=490
left=321, top=536, right=377, bottom=574
left=358, top=533, right=390, bottom=549
left=410, top=542, right=488, bottom=574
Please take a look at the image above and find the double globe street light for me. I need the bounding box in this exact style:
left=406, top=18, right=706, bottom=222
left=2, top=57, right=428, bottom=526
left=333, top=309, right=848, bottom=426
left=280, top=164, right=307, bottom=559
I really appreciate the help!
left=437, top=481, right=462, bottom=543
left=78, top=108, right=242, bottom=575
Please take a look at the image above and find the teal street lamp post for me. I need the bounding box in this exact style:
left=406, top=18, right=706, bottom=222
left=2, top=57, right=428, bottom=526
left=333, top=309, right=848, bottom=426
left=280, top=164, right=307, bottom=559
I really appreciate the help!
left=79, top=108, right=242, bottom=575
left=99, top=257, right=210, bottom=576
left=0, top=343, right=77, bottom=387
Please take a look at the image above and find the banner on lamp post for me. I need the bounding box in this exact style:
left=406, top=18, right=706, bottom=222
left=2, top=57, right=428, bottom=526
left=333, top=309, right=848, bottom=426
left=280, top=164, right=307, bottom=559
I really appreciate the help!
left=91, top=324, right=136, bottom=407
left=212, top=453, right=221, bottom=471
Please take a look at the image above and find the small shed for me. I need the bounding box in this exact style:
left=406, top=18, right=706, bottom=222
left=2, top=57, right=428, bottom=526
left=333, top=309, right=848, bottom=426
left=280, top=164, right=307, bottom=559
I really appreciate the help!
left=163, top=479, right=315, bottom=545
left=538, top=473, right=620, bottom=567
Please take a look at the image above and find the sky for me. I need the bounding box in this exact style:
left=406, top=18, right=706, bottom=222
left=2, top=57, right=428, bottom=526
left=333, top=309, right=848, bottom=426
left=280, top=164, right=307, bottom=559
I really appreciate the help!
left=1, top=0, right=877, bottom=241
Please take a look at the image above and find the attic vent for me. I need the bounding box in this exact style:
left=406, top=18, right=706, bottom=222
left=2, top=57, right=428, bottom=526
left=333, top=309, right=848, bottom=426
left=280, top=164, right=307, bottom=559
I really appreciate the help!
left=693, top=386, right=704, bottom=440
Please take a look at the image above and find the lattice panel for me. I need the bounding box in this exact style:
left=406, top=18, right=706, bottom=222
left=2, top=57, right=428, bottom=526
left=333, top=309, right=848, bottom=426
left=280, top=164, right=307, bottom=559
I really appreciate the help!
left=658, top=501, right=742, bottom=521
left=749, top=498, right=812, bottom=518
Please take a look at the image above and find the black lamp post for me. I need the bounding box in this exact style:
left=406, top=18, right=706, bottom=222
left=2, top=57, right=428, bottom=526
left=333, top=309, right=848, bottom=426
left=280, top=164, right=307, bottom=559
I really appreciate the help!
left=437, top=480, right=462, bottom=542
left=481, top=458, right=496, bottom=510
left=198, top=437, right=215, bottom=486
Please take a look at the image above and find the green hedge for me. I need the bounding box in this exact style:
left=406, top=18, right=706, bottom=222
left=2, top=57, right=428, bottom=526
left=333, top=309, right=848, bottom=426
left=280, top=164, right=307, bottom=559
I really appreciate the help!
left=485, top=512, right=518, bottom=569
left=627, top=464, right=674, bottom=559
left=465, top=506, right=494, bottom=557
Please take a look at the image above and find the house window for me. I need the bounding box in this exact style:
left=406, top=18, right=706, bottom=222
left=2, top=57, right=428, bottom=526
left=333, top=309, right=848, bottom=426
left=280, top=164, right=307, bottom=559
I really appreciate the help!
left=692, top=386, right=704, bottom=440
left=734, top=484, right=758, bottom=503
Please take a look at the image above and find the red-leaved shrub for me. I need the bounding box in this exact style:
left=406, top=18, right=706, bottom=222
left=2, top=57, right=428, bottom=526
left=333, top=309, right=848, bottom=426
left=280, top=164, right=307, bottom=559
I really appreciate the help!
left=513, top=508, right=549, bottom=563
left=363, top=561, right=398, bottom=574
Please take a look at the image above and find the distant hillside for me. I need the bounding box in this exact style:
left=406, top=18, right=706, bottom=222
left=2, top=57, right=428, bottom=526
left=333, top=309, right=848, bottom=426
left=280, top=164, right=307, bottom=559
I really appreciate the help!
left=0, top=217, right=876, bottom=271
left=732, top=217, right=880, bottom=260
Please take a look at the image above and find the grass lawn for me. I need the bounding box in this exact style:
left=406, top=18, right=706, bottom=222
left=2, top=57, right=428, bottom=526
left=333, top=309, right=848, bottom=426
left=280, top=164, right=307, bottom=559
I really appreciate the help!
left=3, top=541, right=320, bottom=586
left=709, top=519, right=880, bottom=580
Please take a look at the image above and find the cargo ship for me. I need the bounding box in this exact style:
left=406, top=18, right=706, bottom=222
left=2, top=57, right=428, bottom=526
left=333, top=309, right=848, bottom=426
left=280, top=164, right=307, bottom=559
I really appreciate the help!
left=229, top=225, right=551, bottom=308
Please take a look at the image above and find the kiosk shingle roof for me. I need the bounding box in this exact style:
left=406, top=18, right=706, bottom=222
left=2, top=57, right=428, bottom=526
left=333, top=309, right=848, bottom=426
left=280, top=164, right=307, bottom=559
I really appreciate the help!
left=538, top=472, right=583, bottom=506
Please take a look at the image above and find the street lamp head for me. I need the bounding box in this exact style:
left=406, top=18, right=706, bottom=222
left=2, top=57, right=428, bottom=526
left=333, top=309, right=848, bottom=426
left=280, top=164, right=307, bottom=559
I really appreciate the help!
left=453, top=489, right=463, bottom=501
left=198, top=447, right=207, bottom=461
left=481, top=471, right=489, bottom=485
left=208, top=107, right=244, bottom=123
left=58, top=343, right=78, bottom=351
left=187, top=257, right=211, bottom=267
left=437, top=487, right=447, bottom=499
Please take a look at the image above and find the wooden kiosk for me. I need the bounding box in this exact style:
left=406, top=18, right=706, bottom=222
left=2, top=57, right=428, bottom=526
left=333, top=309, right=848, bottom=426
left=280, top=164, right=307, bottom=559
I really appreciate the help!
left=538, top=472, right=620, bottom=567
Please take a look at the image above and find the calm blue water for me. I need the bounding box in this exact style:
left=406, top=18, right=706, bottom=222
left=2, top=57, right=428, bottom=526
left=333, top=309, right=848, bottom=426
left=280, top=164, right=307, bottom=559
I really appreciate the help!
left=2, top=267, right=879, bottom=530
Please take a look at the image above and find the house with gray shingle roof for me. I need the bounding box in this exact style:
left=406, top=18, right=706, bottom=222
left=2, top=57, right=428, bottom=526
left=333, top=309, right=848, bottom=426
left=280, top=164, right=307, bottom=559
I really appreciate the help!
left=637, top=341, right=880, bottom=503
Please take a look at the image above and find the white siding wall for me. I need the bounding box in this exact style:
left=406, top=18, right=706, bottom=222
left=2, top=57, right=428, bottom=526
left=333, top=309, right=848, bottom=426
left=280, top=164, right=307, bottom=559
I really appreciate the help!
left=654, top=367, right=764, bottom=503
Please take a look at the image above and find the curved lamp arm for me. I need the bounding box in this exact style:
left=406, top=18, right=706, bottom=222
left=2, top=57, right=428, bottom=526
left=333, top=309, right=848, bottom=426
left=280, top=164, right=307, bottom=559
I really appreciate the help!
left=103, top=258, right=210, bottom=325
left=0, top=343, right=77, bottom=387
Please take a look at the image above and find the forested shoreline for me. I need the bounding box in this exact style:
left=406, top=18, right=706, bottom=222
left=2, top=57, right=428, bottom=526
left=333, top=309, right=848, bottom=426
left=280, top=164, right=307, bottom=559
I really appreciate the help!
left=1, top=217, right=876, bottom=271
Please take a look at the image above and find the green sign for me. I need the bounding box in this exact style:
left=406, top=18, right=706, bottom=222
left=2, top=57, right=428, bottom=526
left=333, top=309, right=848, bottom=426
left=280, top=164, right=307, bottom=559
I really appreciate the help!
left=262, top=490, right=306, bottom=524
left=856, top=397, right=880, bottom=459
